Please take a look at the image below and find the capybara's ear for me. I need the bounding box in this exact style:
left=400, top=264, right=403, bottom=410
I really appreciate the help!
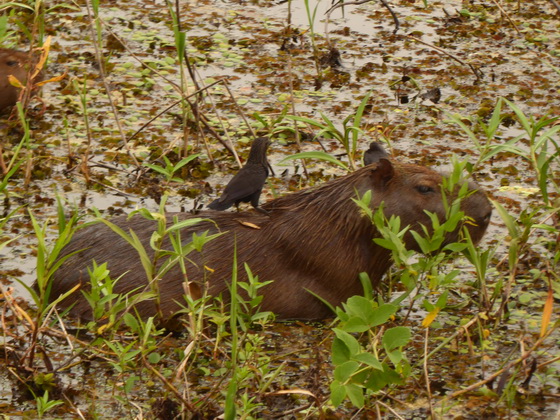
left=369, top=158, right=394, bottom=190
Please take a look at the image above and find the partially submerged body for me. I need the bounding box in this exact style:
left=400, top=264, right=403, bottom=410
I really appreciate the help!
left=46, top=150, right=492, bottom=321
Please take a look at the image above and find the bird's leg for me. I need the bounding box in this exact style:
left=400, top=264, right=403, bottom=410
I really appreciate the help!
left=253, top=206, right=270, bottom=216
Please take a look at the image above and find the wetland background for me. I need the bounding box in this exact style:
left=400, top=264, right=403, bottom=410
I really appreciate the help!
left=0, top=0, right=559, bottom=418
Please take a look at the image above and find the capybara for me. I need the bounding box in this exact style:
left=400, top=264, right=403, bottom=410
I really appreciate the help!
left=45, top=146, right=492, bottom=320
left=209, top=137, right=271, bottom=212
left=0, top=48, right=43, bottom=113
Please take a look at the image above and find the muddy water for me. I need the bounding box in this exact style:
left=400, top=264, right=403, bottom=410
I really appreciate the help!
left=3, top=0, right=558, bottom=290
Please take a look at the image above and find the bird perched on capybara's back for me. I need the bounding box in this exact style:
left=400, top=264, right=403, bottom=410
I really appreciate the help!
left=209, top=137, right=271, bottom=212
left=44, top=143, right=492, bottom=322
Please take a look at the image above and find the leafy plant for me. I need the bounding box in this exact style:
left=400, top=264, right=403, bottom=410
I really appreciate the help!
left=330, top=298, right=410, bottom=408
left=0, top=132, right=26, bottom=192
left=279, top=91, right=373, bottom=171
left=95, top=194, right=214, bottom=319
left=143, top=153, right=201, bottom=184
left=81, top=261, right=152, bottom=334
left=446, top=97, right=560, bottom=204
left=16, top=198, right=83, bottom=361
left=447, top=98, right=560, bottom=319
left=252, top=105, right=290, bottom=138
left=329, top=158, right=492, bottom=408
left=34, top=390, right=64, bottom=418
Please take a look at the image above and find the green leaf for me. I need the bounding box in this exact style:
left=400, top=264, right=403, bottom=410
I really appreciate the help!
left=280, top=152, right=350, bottom=171
left=366, top=303, right=398, bottom=327
left=332, top=337, right=352, bottom=365
left=279, top=151, right=350, bottom=171
left=364, top=363, right=404, bottom=391
left=342, top=317, right=370, bottom=333
left=382, top=326, right=411, bottom=351
left=386, top=349, right=403, bottom=365
left=148, top=352, right=161, bottom=364
left=344, top=296, right=374, bottom=322
left=143, top=162, right=170, bottom=176
left=224, top=378, right=237, bottom=420
left=351, top=91, right=372, bottom=146
left=166, top=217, right=207, bottom=232
left=345, top=383, right=364, bottom=408
left=503, top=98, right=532, bottom=135
left=97, top=218, right=153, bottom=280
left=330, top=380, right=346, bottom=407
left=123, top=313, right=139, bottom=331
left=354, top=352, right=383, bottom=370
left=435, top=290, right=449, bottom=309
left=284, top=114, right=328, bottom=129
left=444, top=112, right=481, bottom=149
left=332, top=328, right=361, bottom=356
left=443, top=242, right=468, bottom=253
left=334, top=361, right=359, bottom=382
left=491, top=199, right=519, bottom=238
left=174, top=153, right=201, bottom=170
left=358, top=272, right=374, bottom=300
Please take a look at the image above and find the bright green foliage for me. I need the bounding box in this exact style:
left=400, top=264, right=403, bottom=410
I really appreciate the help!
left=330, top=158, right=493, bottom=408
left=330, top=298, right=410, bottom=408
left=143, top=154, right=200, bottom=184
left=35, top=390, right=63, bottom=418
left=278, top=91, right=373, bottom=171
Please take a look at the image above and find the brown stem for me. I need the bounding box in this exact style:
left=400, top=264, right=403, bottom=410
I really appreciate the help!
left=489, top=0, right=521, bottom=34
left=423, top=327, right=435, bottom=418
left=548, top=0, right=560, bottom=13
left=95, top=22, right=240, bottom=162
left=83, top=0, right=141, bottom=169
left=442, top=330, right=553, bottom=401
left=142, top=354, right=197, bottom=412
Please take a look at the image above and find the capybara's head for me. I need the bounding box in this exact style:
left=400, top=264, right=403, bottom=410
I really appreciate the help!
left=0, top=48, right=43, bottom=113
left=353, top=146, right=492, bottom=251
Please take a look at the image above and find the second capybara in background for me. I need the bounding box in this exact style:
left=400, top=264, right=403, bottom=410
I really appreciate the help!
left=43, top=145, right=492, bottom=321
left=0, top=48, right=43, bottom=113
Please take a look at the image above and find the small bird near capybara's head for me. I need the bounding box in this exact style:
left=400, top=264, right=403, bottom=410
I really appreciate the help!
left=43, top=145, right=492, bottom=322
left=364, top=141, right=389, bottom=166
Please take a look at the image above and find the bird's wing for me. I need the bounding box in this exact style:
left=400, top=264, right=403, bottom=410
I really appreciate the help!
left=221, top=167, right=267, bottom=201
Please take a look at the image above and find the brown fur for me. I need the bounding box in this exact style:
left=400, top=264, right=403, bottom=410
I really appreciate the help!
left=46, top=158, right=492, bottom=320
left=0, top=48, right=43, bottom=113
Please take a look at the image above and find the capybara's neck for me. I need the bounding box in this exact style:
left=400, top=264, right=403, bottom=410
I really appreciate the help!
left=260, top=167, right=391, bottom=284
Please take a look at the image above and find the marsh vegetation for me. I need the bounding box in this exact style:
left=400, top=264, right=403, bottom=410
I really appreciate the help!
left=0, top=0, right=559, bottom=418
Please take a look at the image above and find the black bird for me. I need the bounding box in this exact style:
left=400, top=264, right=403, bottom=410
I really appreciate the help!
left=209, top=137, right=272, bottom=213
left=363, top=141, right=389, bottom=166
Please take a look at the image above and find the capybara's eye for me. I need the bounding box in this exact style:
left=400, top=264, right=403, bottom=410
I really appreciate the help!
left=416, top=185, right=435, bottom=194
left=6, top=60, right=19, bottom=67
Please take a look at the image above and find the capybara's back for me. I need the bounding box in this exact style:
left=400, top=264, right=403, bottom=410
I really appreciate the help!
left=46, top=147, right=492, bottom=321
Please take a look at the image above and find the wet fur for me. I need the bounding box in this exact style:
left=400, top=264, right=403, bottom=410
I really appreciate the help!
left=48, top=160, right=492, bottom=320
